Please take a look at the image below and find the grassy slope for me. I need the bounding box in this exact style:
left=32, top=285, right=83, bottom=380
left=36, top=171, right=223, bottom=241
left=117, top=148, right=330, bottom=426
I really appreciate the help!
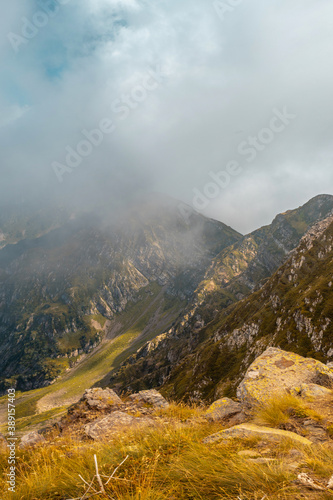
left=164, top=220, right=333, bottom=402
left=0, top=284, right=184, bottom=433
left=2, top=398, right=333, bottom=499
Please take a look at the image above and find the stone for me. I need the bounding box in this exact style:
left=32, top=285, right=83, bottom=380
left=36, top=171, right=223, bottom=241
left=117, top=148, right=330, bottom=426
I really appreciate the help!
left=302, top=419, right=328, bottom=442
left=205, top=398, right=243, bottom=422
left=128, top=389, right=169, bottom=409
left=202, top=423, right=313, bottom=446
left=19, top=431, right=45, bottom=448
left=84, top=411, right=153, bottom=440
left=82, top=388, right=122, bottom=410
left=299, top=383, right=332, bottom=399
left=227, top=411, right=248, bottom=426
left=237, top=347, right=333, bottom=408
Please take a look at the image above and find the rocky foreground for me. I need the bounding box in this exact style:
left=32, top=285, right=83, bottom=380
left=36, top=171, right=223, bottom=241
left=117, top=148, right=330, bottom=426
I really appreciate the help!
left=3, top=347, right=333, bottom=498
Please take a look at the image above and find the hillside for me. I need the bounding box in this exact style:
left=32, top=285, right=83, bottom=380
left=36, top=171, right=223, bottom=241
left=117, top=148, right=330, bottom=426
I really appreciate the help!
left=107, top=195, right=333, bottom=395
left=0, top=196, right=240, bottom=393
left=142, top=214, right=333, bottom=402
left=3, top=350, right=333, bottom=499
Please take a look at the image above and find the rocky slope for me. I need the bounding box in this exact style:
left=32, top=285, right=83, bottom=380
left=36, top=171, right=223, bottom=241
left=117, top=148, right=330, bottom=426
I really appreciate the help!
left=162, top=214, right=333, bottom=401
left=9, top=349, right=333, bottom=499
left=0, top=196, right=240, bottom=393
left=107, top=195, right=333, bottom=396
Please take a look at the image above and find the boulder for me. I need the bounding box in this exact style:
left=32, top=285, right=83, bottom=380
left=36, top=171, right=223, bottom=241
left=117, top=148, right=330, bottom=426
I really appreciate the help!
left=82, top=388, right=122, bottom=410
left=298, top=383, right=332, bottom=399
left=237, top=348, right=333, bottom=408
left=205, top=398, right=243, bottom=422
left=84, top=411, right=153, bottom=440
left=128, top=389, right=169, bottom=409
left=19, top=431, right=45, bottom=448
left=302, top=419, right=328, bottom=443
left=203, top=423, right=312, bottom=446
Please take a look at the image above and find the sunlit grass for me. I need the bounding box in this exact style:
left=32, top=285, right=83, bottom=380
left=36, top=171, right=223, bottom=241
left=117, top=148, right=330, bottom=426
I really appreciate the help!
left=254, top=393, right=323, bottom=428
left=1, top=407, right=331, bottom=500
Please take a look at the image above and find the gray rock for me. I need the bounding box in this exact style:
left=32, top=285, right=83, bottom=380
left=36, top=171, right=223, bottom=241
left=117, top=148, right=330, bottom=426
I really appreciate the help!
left=299, top=383, right=332, bottom=399
left=237, top=347, right=333, bottom=408
left=302, top=419, right=328, bottom=442
left=203, top=423, right=313, bottom=446
left=84, top=411, right=153, bottom=440
left=128, top=389, right=169, bottom=409
left=83, top=388, right=122, bottom=410
left=205, top=398, right=243, bottom=422
left=19, top=431, right=45, bottom=448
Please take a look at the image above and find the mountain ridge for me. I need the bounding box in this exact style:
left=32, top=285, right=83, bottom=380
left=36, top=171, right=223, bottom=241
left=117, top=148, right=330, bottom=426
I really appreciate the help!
left=0, top=197, right=240, bottom=393
left=107, top=195, right=333, bottom=398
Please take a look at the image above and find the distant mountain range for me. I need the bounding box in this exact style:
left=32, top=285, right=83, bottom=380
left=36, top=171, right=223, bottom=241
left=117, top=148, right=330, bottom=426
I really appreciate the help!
left=106, top=195, right=333, bottom=399
left=1, top=193, right=333, bottom=401
left=0, top=195, right=239, bottom=392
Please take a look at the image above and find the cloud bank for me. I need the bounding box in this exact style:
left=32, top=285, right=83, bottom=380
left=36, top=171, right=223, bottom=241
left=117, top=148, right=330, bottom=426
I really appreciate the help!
left=1, top=0, right=333, bottom=232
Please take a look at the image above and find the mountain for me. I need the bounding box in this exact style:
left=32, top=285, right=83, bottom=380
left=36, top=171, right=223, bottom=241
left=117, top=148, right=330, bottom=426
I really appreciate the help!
left=108, top=195, right=333, bottom=397
left=158, top=213, right=333, bottom=402
left=0, top=196, right=240, bottom=393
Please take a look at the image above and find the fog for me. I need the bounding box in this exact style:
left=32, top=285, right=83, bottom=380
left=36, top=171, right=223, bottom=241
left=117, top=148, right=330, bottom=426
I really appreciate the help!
left=1, top=0, right=333, bottom=233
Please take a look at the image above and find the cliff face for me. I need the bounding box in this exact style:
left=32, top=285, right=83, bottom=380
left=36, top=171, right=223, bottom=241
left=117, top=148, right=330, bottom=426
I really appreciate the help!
left=109, top=195, right=333, bottom=398
left=0, top=197, right=240, bottom=392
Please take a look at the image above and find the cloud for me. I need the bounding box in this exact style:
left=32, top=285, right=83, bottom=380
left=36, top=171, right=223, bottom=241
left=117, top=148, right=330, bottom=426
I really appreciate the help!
left=1, top=0, right=333, bottom=231
left=0, top=104, right=30, bottom=128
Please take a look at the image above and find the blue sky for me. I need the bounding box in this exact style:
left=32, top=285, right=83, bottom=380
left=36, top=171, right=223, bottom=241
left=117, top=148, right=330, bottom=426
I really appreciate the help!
left=1, top=0, right=333, bottom=233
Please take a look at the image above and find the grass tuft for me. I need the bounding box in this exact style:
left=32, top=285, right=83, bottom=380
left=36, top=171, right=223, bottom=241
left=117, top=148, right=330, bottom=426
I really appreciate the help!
left=254, top=393, right=323, bottom=428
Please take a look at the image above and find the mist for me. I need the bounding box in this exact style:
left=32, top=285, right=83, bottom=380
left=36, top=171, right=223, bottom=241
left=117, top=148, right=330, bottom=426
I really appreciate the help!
left=1, top=0, right=333, bottom=233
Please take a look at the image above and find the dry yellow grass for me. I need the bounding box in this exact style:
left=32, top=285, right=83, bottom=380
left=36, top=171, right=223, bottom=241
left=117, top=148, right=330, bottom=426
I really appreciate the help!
left=253, top=393, right=323, bottom=428
left=1, top=403, right=333, bottom=499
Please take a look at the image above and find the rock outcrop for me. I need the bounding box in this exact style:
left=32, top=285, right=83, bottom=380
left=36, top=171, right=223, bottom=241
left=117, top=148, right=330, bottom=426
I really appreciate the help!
left=58, top=388, right=169, bottom=440
left=205, top=398, right=243, bottom=422
left=84, top=412, right=154, bottom=440
left=19, top=431, right=45, bottom=448
left=237, top=347, right=333, bottom=408
left=83, top=388, right=122, bottom=410
left=201, top=349, right=333, bottom=447
left=203, top=423, right=313, bottom=446
left=128, top=389, right=169, bottom=409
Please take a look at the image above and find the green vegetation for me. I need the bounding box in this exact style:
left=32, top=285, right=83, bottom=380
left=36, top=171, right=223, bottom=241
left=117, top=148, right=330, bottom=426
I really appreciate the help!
left=160, top=219, right=333, bottom=402
left=0, top=284, right=183, bottom=432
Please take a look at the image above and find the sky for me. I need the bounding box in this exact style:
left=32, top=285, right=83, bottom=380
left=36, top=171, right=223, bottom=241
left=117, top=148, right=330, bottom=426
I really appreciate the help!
left=1, top=0, right=333, bottom=234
